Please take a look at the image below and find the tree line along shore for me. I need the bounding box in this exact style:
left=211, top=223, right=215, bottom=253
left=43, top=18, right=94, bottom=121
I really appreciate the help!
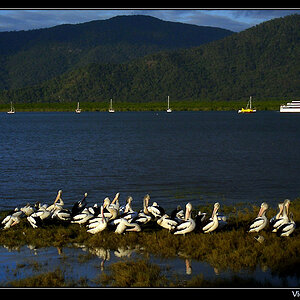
left=0, top=100, right=287, bottom=112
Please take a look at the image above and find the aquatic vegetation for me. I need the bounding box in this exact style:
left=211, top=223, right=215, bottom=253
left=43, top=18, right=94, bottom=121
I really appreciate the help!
left=0, top=198, right=299, bottom=286
left=97, top=259, right=168, bottom=287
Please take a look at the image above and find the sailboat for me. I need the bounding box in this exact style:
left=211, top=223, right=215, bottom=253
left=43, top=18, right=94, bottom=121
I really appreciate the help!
left=7, top=102, right=15, bottom=114
left=238, top=96, right=256, bottom=114
left=166, top=95, right=172, bottom=113
left=75, top=102, right=81, bottom=114
left=109, top=98, right=115, bottom=113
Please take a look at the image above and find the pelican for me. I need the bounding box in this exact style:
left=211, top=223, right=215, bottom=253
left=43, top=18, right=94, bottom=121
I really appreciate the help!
left=27, top=203, right=52, bottom=228
left=270, top=202, right=284, bottom=227
left=47, top=190, right=63, bottom=212
left=173, top=202, right=195, bottom=235
left=71, top=192, right=88, bottom=217
left=202, top=202, right=220, bottom=234
left=51, top=207, right=72, bottom=222
left=271, top=199, right=290, bottom=232
left=108, top=196, right=137, bottom=228
left=87, top=206, right=108, bottom=234
left=109, top=192, right=120, bottom=212
left=157, top=214, right=180, bottom=231
left=170, top=205, right=185, bottom=222
left=114, top=218, right=141, bottom=234
left=71, top=207, right=94, bottom=224
left=20, top=203, right=35, bottom=216
left=248, top=202, right=269, bottom=233
left=103, top=197, right=118, bottom=220
left=147, top=201, right=165, bottom=219
left=276, top=212, right=296, bottom=237
left=1, top=208, right=23, bottom=229
left=130, top=194, right=153, bottom=226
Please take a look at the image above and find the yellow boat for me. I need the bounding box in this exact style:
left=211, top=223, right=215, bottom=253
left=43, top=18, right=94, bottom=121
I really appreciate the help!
left=238, top=96, right=256, bottom=114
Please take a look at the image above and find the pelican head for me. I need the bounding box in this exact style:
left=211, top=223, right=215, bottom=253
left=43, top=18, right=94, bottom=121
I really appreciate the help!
left=103, top=197, right=110, bottom=208
left=84, top=192, right=88, bottom=197
left=258, top=202, right=268, bottom=217
left=213, top=202, right=220, bottom=216
left=185, top=202, right=192, bottom=220
left=284, top=199, right=291, bottom=213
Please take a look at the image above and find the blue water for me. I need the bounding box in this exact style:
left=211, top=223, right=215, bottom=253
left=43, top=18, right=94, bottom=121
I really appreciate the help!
left=0, top=111, right=300, bottom=212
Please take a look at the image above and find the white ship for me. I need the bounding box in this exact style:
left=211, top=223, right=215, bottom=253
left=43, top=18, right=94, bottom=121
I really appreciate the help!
left=280, top=100, right=300, bottom=113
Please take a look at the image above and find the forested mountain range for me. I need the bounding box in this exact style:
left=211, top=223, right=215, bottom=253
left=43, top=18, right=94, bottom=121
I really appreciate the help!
left=0, top=15, right=233, bottom=90
left=0, top=14, right=300, bottom=104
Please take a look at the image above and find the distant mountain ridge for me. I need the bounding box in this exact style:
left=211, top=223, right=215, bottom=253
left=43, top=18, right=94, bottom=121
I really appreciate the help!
left=0, top=15, right=233, bottom=90
left=1, top=14, right=299, bottom=104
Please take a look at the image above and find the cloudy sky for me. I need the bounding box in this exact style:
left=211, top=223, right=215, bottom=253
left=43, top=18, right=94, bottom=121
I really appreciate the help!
left=0, top=9, right=299, bottom=32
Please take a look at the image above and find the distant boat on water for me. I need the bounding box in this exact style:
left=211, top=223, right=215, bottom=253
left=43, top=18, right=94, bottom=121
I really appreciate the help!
left=109, top=98, right=115, bottom=113
left=166, top=96, right=172, bottom=113
left=75, top=102, right=81, bottom=114
left=238, top=96, right=256, bottom=114
left=280, top=100, right=300, bottom=113
left=7, top=102, right=15, bottom=114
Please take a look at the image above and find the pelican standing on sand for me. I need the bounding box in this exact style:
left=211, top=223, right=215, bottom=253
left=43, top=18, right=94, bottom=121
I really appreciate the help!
left=173, top=202, right=195, bottom=235
left=248, top=202, right=269, bottom=233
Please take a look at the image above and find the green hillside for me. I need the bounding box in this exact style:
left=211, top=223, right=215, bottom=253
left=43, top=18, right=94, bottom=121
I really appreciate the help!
left=0, top=15, right=233, bottom=90
left=0, top=14, right=299, bottom=105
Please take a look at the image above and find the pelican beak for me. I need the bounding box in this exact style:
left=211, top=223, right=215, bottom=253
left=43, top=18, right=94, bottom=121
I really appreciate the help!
left=257, top=206, right=264, bottom=217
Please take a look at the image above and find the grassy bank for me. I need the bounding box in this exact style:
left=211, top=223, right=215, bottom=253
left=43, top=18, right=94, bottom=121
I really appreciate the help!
left=0, top=100, right=285, bottom=112
left=0, top=199, right=299, bottom=288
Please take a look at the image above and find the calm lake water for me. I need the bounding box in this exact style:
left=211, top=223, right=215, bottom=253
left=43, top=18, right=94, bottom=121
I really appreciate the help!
left=1, top=111, right=300, bottom=212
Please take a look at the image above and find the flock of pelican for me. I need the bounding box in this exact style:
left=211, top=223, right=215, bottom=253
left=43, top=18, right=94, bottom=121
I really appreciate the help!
left=0, top=190, right=296, bottom=238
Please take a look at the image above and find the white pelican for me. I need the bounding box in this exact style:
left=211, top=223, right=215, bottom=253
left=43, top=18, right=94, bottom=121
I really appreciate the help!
left=147, top=201, right=165, bottom=219
left=51, top=207, right=72, bottom=222
left=202, top=202, right=220, bottom=234
left=248, top=202, right=269, bottom=233
left=20, top=203, right=35, bottom=216
left=47, top=190, right=64, bottom=212
left=71, top=207, right=94, bottom=224
left=27, top=203, right=52, bottom=228
left=109, top=192, right=120, bottom=212
left=103, top=197, right=118, bottom=220
left=1, top=208, right=23, bottom=229
left=108, top=196, right=138, bottom=228
left=173, top=202, right=195, bottom=235
left=87, top=206, right=108, bottom=234
left=157, top=214, right=180, bottom=231
left=270, top=202, right=284, bottom=227
left=272, top=199, right=290, bottom=232
left=130, top=194, right=153, bottom=226
left=277, top=212, right=296, bottom=237
left=114, top=218, right=141, bottom=234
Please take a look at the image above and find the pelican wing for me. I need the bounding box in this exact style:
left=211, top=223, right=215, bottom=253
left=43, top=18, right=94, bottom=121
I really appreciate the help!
left=249, top=217, right=267, bottom=232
